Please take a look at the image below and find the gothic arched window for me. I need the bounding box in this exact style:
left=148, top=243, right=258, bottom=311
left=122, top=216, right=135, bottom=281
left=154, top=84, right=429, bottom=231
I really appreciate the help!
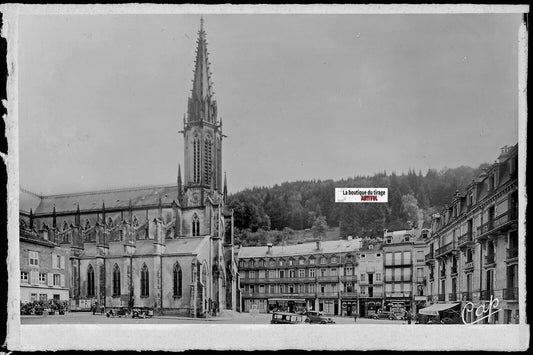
left=193, top=135, right=201, bottom=184
left=87, top=264, right=95, bottom=297
left=201, top=263, right=207, bottom=285
left=203, top=136, right=212, bottom=184
left=192, top=214, right=200, bottom=236
left=85, top=219, right=91, bottom=230
left=132, top=215, right=139, bottom=228
left=112, top=264, right=121, bottom=297
left=106, top=217, right=114, bottom=229
left=140, top=264, right=149, bottom=297
left=63, top=221, right=69, bottom=231
left=173, top=262, right=183, bottom=298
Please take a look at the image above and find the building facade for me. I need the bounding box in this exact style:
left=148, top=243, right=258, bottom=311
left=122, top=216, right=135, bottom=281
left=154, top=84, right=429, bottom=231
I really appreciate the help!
left=238, top=238, right=364, bottom=315
left=382, top=228, right=429, bottom=316
left=356, top=240, right=384, bottom=317
left=424, top=144, right=519, bottom=324
left=18, top=19, right=239, bottom=317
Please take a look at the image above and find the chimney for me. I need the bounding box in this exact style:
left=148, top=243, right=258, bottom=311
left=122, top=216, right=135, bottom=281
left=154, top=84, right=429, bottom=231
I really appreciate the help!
left=316, top=240, right=321, bottom=250
left=267, top=243, right=273, bottom=254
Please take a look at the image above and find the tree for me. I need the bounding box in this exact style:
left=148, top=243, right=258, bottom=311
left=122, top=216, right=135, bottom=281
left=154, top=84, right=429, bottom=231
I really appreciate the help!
left=311, top=215, right=328, bottom=239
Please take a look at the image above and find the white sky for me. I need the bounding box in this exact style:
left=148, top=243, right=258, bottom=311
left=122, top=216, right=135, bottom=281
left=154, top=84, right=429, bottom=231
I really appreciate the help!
left=18, top=13, right=521, bottom=195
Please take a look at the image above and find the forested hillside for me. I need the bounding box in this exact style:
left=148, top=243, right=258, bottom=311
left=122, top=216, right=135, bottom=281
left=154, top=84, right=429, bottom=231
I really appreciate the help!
left=228, top=165, right=488, bottom=246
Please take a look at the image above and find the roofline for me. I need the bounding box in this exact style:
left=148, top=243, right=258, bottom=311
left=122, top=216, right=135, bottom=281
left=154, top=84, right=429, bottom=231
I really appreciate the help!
left=31, top=183, right=179, bottom=199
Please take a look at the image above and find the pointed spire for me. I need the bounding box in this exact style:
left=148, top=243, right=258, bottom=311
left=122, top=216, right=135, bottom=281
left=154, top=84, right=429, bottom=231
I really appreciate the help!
left=177, top=164, right=182, bottom=191
left=76, top=203, right=81, bottom=226
left=29, top=209, right=34, bottom=229
left=52, top=204, right=57, bottom=228
left=223, top=171, right=228, bottom=203
left=102, top=201, right=106, bottom=223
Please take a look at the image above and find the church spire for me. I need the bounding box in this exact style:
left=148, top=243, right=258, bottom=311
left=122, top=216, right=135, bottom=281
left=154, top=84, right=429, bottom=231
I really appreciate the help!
left=177, top=164, right=182, bottom=199
left=187, top=17, right=217, bottom=124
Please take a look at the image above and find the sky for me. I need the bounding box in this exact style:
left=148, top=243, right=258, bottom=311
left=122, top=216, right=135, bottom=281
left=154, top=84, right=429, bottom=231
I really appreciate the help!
left=17, top=13, right=522, bottom=196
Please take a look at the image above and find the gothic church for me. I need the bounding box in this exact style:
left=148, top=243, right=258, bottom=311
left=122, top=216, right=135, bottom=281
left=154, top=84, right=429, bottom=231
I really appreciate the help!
left=18, top=19, right=238, bottom=317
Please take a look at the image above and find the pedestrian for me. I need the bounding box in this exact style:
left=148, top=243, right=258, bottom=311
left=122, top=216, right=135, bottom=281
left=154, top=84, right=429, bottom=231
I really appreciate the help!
left=92, top=303, right=96, bottom=315
left=353, top=313, right=358, bottom=323
left=407, top=312, right=412, bottom=324
left=100, top=305, right=105, bottom=315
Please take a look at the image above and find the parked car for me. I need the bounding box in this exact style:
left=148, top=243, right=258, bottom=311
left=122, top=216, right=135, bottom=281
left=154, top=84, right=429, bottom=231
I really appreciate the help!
left=305, top=311, right=335, bottom=324
left=372, top=311, right=396, bottom=320
left=270, top=312, right=304, bottom=324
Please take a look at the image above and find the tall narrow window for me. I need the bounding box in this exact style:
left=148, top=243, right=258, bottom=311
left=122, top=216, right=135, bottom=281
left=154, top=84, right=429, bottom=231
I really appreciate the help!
left=193, top=136, right=200, bottom=184
left=141, top=264, right=149, bottom=297
left=112, top=264, right=121, bottom=297
left=204, top=136, right=212, bottom=184
left=173, top=262, right=183, bottom=297
left=87, top=264, right=95, bottom=297
left=192, top=214, right=200, bottom=236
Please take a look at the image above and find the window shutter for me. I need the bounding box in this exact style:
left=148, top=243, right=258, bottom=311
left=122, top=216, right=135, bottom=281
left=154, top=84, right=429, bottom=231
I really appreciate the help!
left=52, top=254, right=57, bottom=269
left=47, top=273, right=53, bottom=287
left=60, top=274, right=65, bottom=288
left=32, top=271, right=38, bottom=285
left=60, top=256, right=65, bottom=270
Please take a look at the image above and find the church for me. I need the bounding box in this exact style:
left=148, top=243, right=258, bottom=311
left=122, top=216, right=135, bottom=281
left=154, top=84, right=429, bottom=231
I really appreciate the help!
left=18, top=19, right=239, bottom=317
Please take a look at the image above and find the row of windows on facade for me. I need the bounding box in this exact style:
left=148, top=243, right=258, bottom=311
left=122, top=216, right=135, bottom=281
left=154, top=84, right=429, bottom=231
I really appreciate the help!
left=27, top=251, right=66, bottom=269
left=84, top=263, right=183, bottom=298
left=21, top=270, right=65, bottom=288
left=30, top=293, right=62, bottom=302
left=243, top=282, right=382, bottom=294
left=243, top=267, right=383, bottom=280
left=238, top=253, right=380, bottom=268
left=383, top=251, right=423, bottom=265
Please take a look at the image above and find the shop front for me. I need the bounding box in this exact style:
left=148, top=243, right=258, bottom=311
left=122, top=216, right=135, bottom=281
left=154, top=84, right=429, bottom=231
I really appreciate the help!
left=384, top=298, right=411, bottom=318
left=341, top=299, right=358, bottom=316
left=358, top=298, right=383, bottom=317
left=267, top=298, right=306, bottom=313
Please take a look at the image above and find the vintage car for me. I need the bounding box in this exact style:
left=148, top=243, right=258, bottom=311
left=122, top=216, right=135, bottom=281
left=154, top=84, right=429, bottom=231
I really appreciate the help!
left=270, top=312, right=304, bottom=324
left=372, top=311, right=397, bottom=320
left=304, top=311, right=336, bottom=324
left=131, top=307, right=154, bottom=319
left=106, top=307, right=130, bottom=318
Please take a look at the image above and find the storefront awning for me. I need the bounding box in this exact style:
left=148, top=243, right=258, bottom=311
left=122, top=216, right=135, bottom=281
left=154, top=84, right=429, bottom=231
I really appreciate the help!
left=419, top=303, right=460, bottom=316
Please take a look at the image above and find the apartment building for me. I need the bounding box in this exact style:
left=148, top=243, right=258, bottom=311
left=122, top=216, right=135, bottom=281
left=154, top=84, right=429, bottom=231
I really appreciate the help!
left=356, top=240, right=384, bottom=317
left=238, top=238, right=363, bottom=315
left=424, top=144, right=519, bottom=324
left=383, top=228, right=429, bottom=315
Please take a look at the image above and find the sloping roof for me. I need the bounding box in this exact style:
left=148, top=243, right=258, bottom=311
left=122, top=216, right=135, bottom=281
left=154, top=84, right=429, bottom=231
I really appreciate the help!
left=238, top=239, right=362, bottom=259
left=164, top=236, right=209, bottom=255
left=20, top=189, right=42, bottom=214
left=32, top=184, right=180, bottom=214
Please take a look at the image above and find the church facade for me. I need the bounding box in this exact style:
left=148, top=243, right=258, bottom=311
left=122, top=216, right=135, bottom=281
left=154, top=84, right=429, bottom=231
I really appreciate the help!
left=18, top=19, right=239, bottom=317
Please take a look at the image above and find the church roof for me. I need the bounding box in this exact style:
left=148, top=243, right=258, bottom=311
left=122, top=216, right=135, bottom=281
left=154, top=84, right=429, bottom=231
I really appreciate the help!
left=238, top=239, right=362, bottom=259
left=30, top=184, right=181, bottom=215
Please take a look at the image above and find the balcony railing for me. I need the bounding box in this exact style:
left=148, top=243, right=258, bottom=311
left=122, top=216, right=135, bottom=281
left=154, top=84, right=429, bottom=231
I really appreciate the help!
left=416, top=276, right=426, bottom=284
left=503, top=287, right=518, bottom=301
left=425, top=252, right=435, bottom=262
left=436, top=242, right=457, bottom=257
left=340, top=275, right=358, bottom=282
left=485, top=254, right=495, bottom=265
left=451, top=266, right=458, bottom=275
left=340, top=291, right=358, bottom=298
left=385, top=275, right=412, bottom=282
left=480, top=290, right=493, bottom=300
left=458, top=231, right=473, bottom=247
left=478, top=210, right=517, bottom=239
left=317, top=292, right=339, bottom=298
left=448, top=293, right=458, bottom=301
left=437, top=294, right=446, bottom=302
left=507, top=247, right=518, bottom=260
left=241, top=292, right=317, bottom=298
left=317, top=276, right=340, bottom=282
left=429, top=272, right=434, bottom=281
left=464, top=261, right=474, bottom=270
left=440, top=269, right=446, bottom=278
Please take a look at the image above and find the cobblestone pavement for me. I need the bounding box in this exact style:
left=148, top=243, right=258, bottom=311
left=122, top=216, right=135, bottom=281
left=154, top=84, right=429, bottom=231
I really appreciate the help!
left=21, top=312, right=407, bottom=325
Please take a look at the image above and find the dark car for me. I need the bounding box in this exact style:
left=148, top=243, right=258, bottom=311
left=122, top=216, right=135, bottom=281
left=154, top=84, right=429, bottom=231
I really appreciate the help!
left=372, top=311, right=396, bottom=320
left=305, top=311, right=336, bottom=324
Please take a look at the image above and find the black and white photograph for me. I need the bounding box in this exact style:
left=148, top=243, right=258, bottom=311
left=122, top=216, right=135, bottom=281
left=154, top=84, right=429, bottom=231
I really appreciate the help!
left=1, top=4, right=529, bottom=351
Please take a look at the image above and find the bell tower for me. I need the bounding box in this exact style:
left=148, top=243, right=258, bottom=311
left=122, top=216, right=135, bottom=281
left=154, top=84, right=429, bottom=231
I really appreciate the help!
left=182, top=18, right=223, bottom=206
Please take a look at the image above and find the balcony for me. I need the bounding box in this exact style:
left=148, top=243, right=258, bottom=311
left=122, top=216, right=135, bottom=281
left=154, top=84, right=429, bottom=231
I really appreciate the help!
left=464, top=261, right=474, bottom=271
left=317, top=276, right=340, bottom=283
left=317, top=292, right=339, bottom=298
left=429, top=272, right=434, bottom=281
left=440, top=269, right=446, bottom=278
left=477, top=210, right=517, bottom=239
left=416, top=276, right=426, bottom=284
left=503, top=287, right=518, bottom=301
left=480, top=290, right=493, bottom=300
left=451, top=266, right=458, bottom=276
left=458, top=231, right=474, bottom=247
left=340, top=275, right=358, bottom=282
left=425, top=252, right=435, bottom=263
left=485, top=254, right=495, bottom=266
left=340, top=291, right=358, bottom=298
left=435, top=241, right=457, bottom=258
left=437, top=294, right=446, bottom=302
left=448, top=293, right=458, bottom=301
left=506, top=247, right=518, bottom=261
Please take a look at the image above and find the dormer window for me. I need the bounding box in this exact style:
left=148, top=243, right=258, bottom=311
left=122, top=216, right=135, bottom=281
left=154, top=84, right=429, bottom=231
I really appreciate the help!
left=404, top=236, right=410, bottom=242
left=386, top=238, right=392, bottom=244
left=369, top=244, right=374, bottom=249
